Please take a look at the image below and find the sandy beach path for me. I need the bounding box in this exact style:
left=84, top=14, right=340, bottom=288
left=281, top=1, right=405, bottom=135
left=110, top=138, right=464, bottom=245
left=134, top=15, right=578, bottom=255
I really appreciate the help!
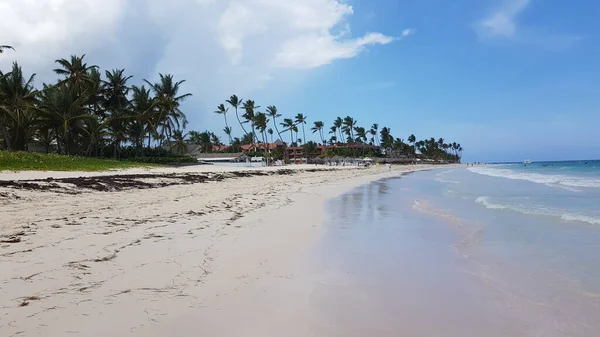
left=0, top=164, right=435, bottom=336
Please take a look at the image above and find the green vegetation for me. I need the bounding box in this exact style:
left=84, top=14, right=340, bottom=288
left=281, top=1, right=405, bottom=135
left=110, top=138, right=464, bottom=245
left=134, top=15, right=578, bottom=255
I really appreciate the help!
left=0, top=151, right=154, bottom=171
left=0, top=45, right=463, bottom=164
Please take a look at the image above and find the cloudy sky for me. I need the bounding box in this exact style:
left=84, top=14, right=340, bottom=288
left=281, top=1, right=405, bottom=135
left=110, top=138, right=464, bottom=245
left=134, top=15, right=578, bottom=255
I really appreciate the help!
left=1, top=0, right=599, bottom=162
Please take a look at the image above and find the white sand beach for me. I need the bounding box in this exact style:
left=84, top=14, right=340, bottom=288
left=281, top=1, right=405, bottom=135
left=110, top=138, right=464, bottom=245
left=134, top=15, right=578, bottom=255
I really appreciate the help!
left=0, top=164, right=440, bottom=336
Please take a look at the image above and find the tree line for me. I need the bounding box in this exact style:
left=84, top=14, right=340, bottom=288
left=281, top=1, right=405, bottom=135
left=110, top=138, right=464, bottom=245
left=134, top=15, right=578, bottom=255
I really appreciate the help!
left=0, top=47, right=462, bottom=162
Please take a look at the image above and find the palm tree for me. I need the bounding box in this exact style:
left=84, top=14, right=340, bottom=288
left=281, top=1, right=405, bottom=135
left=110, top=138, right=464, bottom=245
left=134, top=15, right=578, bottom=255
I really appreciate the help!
left=292, top=125, right=299, bottom=145
left=0, top=62, right=38, bottom=150
left=342, top=116, right=356, bottom=142
left=380, top=127, right=393, bottom=150
left=37, top=83, right=91, bottom=155
left=171, top=130, right=187, bottom=155
left=329, top=126, right=338, bottom=144
left=0, top=45, right=14, bottom=54
left=80, top=116, right=108, bottom=156
left=354, top=126, right=367, bottom=143
left=333, top=117, right=343, bottom=141
left=226, top=95, right=247, bottom=137
left=144, top=74, right=191, bottom=148
left=267, top=128, right=274, bottom=143
left=370, top=124, right=380, bottom=146
left=408, top=134, right=416, bottom=151
left=241, top=100, right=259, bottom=143
left=215, top=103, right=232, bottom=144
left=266, top=105, right=282, bottom=141
left=280, top=118, right=295, bottom=145
left=253, top=112, right=269, bottom=154
left=223, top=126, right=233, bottom=144
left=210, top=132, right=221, bottom=147
left=311, top=121, right=325, bottom=144
left=53, top=55, right=98, bottom=95
left=294, top=113, right=307, bottom=145
left=130, top=85, right=155, bottom=152
left=103, top=69, right=132, bottom=158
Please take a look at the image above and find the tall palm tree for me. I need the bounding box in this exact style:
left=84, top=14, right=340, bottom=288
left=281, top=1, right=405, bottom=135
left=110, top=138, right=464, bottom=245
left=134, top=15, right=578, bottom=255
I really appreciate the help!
left=342, top=116, right=356, bottom=142
left=370, top=124, right=380, bottom=146
left=329, top=126, right=338, bottom=144
left=281, top=118, right=295, bottom=145
left=226, top=95, right=247, bottom=137
left=241, top=100, right=259, bottom=143
left=0, top=62, right=38, bottom=150
left=37, top=83, right=91, bottom=155
left=215, top=103, right=232, bottom=144
left=267, top=128, right=274, bottom=143
left=266, top=105, right=282, bottom=141
left=408, top=134, right=416, bottom=151
left=380, top=127, right=393, bottom=150
left=294, top=113, right=307, bottom=145
left=354, top=126, right=367, bottom=143
left=103, top=69, right=132, bottom=158
left=53, top=55, right=98, bottom=94
left=144, top=74, right=191, bottom=148
left=333, top=117, right=343, bottom=141
left=130, top=85, right=155, bottom=152
left=253, top=112, right=269, bottom=154
left=311, top=121, right=325, bottom=144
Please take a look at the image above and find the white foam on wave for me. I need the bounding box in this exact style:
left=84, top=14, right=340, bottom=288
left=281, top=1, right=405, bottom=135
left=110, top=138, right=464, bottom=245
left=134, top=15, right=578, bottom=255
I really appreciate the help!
left=468, top=167, right=600, bottom=190
left=435, top=177, right=460, bottom=184
left=435, top=170, right=460, bottom=184
left=475, top=196, right=600, bottom=225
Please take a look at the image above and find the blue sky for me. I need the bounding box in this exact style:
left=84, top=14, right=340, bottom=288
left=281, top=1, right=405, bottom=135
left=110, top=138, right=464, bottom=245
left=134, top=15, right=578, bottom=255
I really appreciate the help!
left=1, top=0, right=599, bottom=162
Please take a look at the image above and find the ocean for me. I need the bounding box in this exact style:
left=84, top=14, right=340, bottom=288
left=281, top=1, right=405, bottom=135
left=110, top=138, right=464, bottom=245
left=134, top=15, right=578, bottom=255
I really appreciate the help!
left=315, top=161, right=600, bottom=336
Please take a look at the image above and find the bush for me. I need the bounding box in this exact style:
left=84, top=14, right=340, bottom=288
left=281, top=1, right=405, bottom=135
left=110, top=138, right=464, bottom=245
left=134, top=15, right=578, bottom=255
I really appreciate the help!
left=0, top=151, right=154, bottom=171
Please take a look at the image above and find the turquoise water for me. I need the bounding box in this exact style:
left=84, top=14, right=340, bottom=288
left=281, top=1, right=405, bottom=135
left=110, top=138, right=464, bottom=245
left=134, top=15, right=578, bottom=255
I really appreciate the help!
left=318, top=164, right=600, bottom=336
left=468, top=161, right=600, bottom=224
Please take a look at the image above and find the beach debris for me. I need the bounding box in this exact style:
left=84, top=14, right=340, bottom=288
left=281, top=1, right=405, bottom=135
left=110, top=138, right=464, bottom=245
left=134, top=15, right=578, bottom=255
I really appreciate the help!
left=0, top=169, right=336, bottom=194
left=1, top=231, right=27, bottom=243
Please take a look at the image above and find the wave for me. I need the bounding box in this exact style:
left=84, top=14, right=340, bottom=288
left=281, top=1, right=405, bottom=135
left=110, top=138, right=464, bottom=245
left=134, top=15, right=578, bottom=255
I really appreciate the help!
left=475, top=196, right=600, bottom=225
left=468, top=167, right=600, bottom=189
left=435, top=170, right=460, bottom=184
left=435, top=177, right=460, bottom=184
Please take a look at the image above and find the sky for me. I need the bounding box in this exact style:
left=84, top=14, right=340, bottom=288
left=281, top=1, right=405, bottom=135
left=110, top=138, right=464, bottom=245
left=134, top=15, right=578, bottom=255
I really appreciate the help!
left=0, top=0, right=599, bottom=162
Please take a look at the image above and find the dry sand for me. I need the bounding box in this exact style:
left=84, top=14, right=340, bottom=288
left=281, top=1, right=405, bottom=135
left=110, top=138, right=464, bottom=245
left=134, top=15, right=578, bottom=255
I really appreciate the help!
left=0, top=164, right=440, bottom=336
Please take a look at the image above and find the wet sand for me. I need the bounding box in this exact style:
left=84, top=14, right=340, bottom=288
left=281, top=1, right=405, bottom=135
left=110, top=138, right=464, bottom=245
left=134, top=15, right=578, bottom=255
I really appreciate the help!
left=0, top=164, right=441, bottom=336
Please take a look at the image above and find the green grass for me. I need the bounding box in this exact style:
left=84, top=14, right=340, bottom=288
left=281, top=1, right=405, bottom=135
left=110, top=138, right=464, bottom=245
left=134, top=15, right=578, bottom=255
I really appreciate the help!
left=0, top=151, right=158, bottom=172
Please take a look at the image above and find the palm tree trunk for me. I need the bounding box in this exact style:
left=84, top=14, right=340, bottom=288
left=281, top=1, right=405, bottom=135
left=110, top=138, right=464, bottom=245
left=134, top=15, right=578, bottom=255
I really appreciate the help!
left=0, top=118, right=12, bottom=150
left=273, top=118, right=282, bottom=141
left=301, top=124, right=306, bottom=145
left=223, top=115, right=232, bottom=144
left=235, top=107, right=248, bottom=136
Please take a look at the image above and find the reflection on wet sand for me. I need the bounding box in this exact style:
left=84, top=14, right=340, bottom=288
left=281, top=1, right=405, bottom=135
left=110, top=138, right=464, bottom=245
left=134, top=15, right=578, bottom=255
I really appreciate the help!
left=315, top=174, right=599, bottom=337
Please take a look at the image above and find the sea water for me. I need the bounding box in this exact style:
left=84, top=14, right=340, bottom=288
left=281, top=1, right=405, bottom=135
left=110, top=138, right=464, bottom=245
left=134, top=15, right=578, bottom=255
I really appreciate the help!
left=315, top=162, right=600, bottom=336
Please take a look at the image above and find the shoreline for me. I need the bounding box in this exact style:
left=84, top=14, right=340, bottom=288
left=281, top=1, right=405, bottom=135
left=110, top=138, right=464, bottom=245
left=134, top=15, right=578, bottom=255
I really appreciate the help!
left=0, top=164, right=452, bottom=336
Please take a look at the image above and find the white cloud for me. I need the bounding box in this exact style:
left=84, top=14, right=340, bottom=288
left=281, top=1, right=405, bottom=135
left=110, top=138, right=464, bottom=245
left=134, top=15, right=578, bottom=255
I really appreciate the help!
left=0, top=0, right=125, bottom=66
left=0, top=0, right=403, bottom=130
left=477, top=0, right=531, bottom=39
left=475, top=0, right=583, bottom=50
left=402, top=29, right=416, bottom=37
